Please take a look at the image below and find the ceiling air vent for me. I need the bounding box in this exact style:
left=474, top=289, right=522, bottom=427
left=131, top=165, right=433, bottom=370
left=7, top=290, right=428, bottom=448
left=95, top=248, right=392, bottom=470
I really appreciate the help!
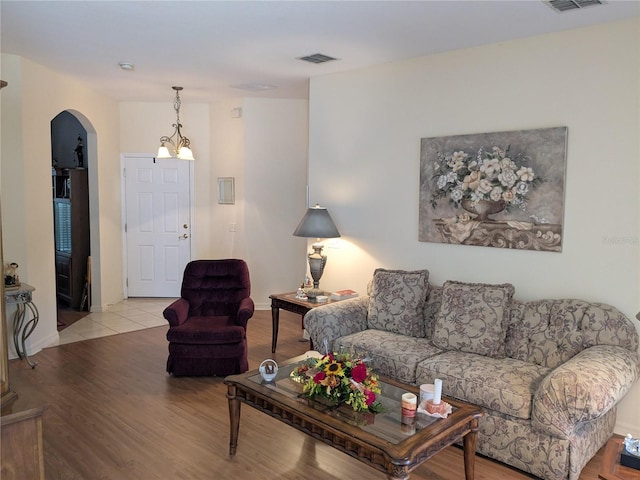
left=230, top=82, right=277, bottom=92
left=545, top=0, right=606, bottom=13
left=298, top=53, right=338, bottom=64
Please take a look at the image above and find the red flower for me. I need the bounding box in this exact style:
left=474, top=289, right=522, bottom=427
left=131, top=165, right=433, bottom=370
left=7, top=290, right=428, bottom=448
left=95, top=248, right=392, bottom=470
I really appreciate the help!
left=364, top=389, right=376, bottom=406
left=313, top=371, right=326, bottom=384
left=351, top=363, right=367, bottom=383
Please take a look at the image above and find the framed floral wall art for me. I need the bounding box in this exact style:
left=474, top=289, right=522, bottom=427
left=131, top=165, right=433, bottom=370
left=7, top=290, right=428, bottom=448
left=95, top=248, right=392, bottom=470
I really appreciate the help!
left=418, top=127, right=567, bottom=252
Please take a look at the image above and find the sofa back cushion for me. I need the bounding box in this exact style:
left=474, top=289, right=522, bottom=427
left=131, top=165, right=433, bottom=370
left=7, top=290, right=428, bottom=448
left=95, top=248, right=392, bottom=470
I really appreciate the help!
left=506, top=300, right=587, bottom=369
left=582, top=303, right=639, bottom=351
left=421, top=281, right=639, bottom=368
left=367, top=268, right=430, bottom=337
left=506, top=299, right=639, bottom=369
left=431, top=280, right=515, bottom=358
left=181, top=259, right=251, bottom=317
left=422, top=285, right=442, bottom=339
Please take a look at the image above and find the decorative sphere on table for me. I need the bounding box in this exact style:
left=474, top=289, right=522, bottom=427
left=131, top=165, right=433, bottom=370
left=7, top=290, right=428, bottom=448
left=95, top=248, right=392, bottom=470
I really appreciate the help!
left=259, top=359, right=278, bottom=382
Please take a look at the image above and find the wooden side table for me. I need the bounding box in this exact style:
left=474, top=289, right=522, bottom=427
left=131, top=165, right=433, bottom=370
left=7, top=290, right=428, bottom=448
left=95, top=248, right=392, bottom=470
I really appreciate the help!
left=4, top=283, right=38, bottom=368
left=599, top=436, right=640, bottom=480
left=269, top=292, right=338, bottom=353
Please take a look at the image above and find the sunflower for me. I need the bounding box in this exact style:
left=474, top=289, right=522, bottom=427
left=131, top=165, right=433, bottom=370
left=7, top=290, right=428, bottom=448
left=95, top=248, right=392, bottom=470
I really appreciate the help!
left=324, top=360, right=344, bottom=377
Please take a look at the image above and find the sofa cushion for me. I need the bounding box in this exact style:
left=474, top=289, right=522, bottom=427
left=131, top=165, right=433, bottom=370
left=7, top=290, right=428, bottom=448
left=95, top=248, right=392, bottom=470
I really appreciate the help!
left=422, top=284, right=442, bottom=339
left=335, top=329, right=443, bottom=384
left=367, top=268, right=430, bottom=337
left=431, top=280, right=515, bottom=358
left=583, top=303, right=640, bottom=351
left=506, top=299, right=589, bottom=369
left=415, top=350, right=551, bottom=420
left=166, top=316, right=245, bottom=345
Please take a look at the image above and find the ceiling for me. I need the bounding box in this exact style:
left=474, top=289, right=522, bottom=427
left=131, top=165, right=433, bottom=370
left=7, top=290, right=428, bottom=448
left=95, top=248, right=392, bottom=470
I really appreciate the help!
left=1, top=1, right=638, bottom=103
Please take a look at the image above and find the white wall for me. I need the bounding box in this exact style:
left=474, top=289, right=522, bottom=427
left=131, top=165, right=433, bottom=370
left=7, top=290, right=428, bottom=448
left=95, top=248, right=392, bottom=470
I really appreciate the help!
left=210, top=99, right=246, bottom=260
left=210, top=98, right=309, bottom=307
left=1, top=54, right=121, bottom=354
left=307, top=19, right=640, bottom=434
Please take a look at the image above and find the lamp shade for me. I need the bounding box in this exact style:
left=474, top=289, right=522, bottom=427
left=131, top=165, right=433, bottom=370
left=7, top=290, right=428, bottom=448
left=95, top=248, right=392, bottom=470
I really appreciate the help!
left=293, top=205, right=341, bottom=239
left=178, top=146, right=195, bottom=160
left=157, top=145, right=172, bottom=159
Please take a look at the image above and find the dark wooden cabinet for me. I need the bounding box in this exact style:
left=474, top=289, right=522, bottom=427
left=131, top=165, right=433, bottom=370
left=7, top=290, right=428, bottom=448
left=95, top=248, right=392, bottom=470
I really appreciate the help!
left=1, top=407, right=46, bottom=480
left=53, top=169, right=89, bottom=309
left=54, top=252, right=72, bottom=299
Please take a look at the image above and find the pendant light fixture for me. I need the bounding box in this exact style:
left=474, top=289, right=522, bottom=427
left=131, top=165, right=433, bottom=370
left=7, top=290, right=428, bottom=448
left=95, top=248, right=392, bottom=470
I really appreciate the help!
left=157, top=86, right=194, bottom=160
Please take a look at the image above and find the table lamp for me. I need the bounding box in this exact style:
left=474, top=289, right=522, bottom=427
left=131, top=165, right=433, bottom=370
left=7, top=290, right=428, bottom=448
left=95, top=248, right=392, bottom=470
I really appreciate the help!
left=293, top=204, right=341, bottom=299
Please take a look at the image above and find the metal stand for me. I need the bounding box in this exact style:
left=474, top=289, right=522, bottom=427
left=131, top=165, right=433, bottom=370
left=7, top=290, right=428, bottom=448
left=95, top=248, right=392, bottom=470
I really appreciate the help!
left=4, top=283, right=38, bottom=368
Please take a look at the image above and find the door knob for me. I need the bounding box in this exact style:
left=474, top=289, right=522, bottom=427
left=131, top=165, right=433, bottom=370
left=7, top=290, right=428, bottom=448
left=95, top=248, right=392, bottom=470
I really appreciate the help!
left=179, top=234, right=189, bottom=239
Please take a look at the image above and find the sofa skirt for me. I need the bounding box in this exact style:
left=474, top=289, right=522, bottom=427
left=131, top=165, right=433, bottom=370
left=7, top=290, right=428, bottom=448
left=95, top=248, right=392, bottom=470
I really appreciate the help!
left=472, top=406, right=616, bottom=480
left=167, top=340, right=248, bottom=376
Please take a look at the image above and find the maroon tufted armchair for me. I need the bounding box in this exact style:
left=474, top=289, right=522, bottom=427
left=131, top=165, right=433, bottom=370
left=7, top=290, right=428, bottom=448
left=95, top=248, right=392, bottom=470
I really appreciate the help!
left=163, top=259, right=254, bottom=376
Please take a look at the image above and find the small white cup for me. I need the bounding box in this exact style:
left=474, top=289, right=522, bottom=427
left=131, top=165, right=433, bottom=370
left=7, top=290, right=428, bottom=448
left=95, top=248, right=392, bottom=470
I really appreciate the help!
left=420, top=384, right=434, bottom=404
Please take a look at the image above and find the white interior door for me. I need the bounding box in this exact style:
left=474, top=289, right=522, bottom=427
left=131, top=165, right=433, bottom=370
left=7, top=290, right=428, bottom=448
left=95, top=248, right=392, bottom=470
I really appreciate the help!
left=124, top=156, right=191, bottom=297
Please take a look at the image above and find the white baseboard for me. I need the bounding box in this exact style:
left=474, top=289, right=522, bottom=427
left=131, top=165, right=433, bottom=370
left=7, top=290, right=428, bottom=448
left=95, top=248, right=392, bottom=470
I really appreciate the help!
left=7, top=330, right=60, bottom=360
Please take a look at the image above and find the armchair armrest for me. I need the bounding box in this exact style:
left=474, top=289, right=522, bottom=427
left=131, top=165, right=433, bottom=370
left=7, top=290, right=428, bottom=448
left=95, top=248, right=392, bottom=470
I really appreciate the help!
left=532, top=345, right=640, bottom=438
left=235, top=297, right=255, bottom=329
left=304, top=296, right=370, bottom=353
left=163, top=298, right=190, bottom=327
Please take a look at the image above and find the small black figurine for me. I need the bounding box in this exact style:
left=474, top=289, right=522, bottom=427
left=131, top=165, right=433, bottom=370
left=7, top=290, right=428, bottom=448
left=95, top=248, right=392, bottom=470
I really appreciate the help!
left=74, top=135, right=84, bottom=168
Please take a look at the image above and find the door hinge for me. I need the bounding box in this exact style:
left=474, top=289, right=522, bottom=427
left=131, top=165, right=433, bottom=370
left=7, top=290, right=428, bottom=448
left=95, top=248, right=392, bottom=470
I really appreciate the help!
left=124, top=223, right=127, bottom=233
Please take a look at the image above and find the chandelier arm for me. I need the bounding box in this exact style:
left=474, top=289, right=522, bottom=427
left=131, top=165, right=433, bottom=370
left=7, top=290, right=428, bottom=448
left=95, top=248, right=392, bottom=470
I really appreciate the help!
left=159, top=134, right=175, bottom=146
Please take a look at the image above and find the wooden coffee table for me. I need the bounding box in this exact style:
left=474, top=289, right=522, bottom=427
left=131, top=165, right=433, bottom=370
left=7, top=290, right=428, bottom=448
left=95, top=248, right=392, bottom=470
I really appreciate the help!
left=225, top=352, right=483, bottom=480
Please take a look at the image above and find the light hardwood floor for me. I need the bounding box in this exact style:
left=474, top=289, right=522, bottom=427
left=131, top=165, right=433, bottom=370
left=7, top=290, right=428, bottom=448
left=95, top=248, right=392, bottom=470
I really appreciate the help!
left=8, top=308, right=610, bottom=480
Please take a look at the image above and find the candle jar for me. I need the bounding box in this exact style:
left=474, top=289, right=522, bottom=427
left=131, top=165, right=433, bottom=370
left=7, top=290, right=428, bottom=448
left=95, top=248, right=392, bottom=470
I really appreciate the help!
left=420, top=384, right=434, bottom=405
left=401, top=392, right=417, bottom=417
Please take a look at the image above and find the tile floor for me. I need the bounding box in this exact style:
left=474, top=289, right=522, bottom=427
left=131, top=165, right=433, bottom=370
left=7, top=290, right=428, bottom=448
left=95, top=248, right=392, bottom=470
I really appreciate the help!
left=54, top=297, right=175, bottom=346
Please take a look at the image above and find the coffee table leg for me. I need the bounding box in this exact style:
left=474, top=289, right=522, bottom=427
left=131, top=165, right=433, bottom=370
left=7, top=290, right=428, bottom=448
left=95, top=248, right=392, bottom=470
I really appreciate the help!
left=463, top=418, right=480, bottom=480
left=227, top=384, right=241, bottom=456
left=271, top=305, right=280, bottom=353
left=387, top=464, right=410, bottom=480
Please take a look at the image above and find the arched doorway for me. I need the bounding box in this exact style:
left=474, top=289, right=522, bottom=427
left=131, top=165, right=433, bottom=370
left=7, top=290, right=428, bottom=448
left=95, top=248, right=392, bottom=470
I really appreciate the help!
left=50, top=111, right=97, bottom=329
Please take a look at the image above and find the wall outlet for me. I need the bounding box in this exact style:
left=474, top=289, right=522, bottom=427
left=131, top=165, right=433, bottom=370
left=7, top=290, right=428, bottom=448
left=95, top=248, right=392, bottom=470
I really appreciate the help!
left=229, top=223, right=237, bottom=232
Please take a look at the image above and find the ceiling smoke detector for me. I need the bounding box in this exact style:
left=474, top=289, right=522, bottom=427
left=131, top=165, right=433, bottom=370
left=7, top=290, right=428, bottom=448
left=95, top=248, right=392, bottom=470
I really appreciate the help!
left=545, top=0, right=606, bottom=13
left=298, top=53, right=338, bottom=64
left=118, top=62, right=135, bottom=71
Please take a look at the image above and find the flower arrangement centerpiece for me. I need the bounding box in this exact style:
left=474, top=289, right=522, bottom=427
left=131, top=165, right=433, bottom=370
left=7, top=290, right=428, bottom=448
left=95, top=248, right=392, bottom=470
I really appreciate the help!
left=430, top=145, right=542, bottom=218
left=291, top=352, right=383, bottom=412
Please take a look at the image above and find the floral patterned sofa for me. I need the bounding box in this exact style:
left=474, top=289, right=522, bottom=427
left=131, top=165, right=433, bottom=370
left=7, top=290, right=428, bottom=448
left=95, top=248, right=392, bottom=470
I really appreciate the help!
left=304, top=268, right=640, bottom=480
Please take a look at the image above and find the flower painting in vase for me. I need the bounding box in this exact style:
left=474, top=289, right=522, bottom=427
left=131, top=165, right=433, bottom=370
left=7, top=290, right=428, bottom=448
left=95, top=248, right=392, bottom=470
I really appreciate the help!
left=419, top=127, right=567, bottom=252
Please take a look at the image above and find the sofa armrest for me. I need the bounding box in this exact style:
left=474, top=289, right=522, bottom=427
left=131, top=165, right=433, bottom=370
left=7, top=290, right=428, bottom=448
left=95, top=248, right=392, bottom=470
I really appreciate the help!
left=163, top=298, right=190, bottom=327
left=236, top=297, right=255, bottom=329
left=304, top=296, right=370, bottom=352
left=532, top=345, right=640, bottom=438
